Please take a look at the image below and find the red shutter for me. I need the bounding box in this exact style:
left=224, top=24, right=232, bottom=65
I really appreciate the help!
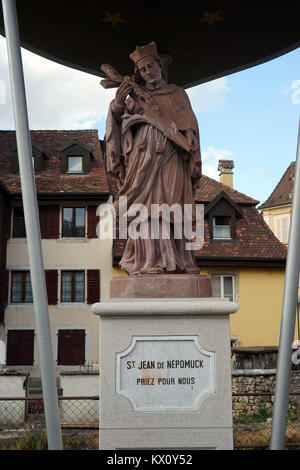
left=45, top=270, right=58, bottom=305
left=87, top=269, right=100, bottom=304
left=2, top=270, right=9, bottom=305
left=57, top=329, right=85, bottom=365
left=71, top=330, right=86, bottom=365
left=6, top=330, right=34, bottom=365
left=57, top=330, right=72, bottom=365
left=87, top=205, right=98, bottom=238
left=47, top=205, right=59, bottom=239
left=39, top=206, right=47, bottom=238
left=39, top=206, right=59, bottom=239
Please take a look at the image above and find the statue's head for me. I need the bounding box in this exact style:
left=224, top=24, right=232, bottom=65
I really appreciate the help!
left=130, top=41, right=166, bottom=85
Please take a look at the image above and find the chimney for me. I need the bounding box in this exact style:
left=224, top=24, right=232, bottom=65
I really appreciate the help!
left=218, top=160, right=234, bottom=188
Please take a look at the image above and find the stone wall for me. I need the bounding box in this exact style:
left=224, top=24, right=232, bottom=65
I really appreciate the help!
left=232, top=370, right=300, bottom=422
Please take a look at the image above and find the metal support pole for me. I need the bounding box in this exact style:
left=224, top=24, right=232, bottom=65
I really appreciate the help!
left=2, top=0, right=62, bottom=450
left=270, top=119, right=300, bottom=450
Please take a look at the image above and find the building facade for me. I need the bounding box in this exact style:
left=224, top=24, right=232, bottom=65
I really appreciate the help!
left=0, top=131, right=290, bottom=374
left=259, top=162, right=294, bottom=246
left=259, top=161, right=300, bottom=343
left=0, top=130, right=112, bottom=376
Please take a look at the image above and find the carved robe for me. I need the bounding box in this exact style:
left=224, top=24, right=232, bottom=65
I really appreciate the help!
left=106, top=83, right=202, bottom=275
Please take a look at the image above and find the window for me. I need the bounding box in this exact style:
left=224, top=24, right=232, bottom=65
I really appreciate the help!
left=62, top=207, right=85, bottom=237
left=67, top=156, right=83, bottom=173
left=12, top=207, right=26, bottom=237
left=60, top=141, right=92, bottom=174
left=61, top=271, right=85, bottom=302
left=12, top=145, right=45, bottom=174
left=11, top=271, right=33, bottom=303
left=212, top=275, right=234, bottom=301
left=6, top=330, right=34, bottom=366
left=57, top=329, right=85, bottom=365
left=274, top=214, right=290, bottom=244
left=213, top=216, right=231, bottom=239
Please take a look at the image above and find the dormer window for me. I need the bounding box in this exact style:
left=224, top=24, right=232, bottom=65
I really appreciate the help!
left=12, top=143, right=46, bottom=174
left=68, top=156, right=83, bottom=173
left=60, top=140, right=93, bottom=175
left=204, top=191, right=243, bottom=242
left=213, top=216, right=231, bottom=240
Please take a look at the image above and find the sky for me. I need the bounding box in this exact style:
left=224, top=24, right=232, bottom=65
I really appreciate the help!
left=0, top=34, right=299, bottom=206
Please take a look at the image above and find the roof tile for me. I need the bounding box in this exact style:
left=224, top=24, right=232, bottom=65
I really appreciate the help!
left=259, top=162, right=295, bottom=209
left=0, top=130, right=109, bottom=194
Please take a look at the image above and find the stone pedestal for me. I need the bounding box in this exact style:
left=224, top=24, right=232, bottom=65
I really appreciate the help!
left=92, top=293, right=238, bottom=450
left=110, top=274, right=212, bottom=298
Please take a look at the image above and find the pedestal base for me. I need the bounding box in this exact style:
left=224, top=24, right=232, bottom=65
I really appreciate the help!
left=110, top=274, right=212, bottom=298
left=92, top=298, right=238, bottom=450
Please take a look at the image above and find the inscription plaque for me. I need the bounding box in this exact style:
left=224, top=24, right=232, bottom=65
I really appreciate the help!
left=116, top=336, right=215, bottom=412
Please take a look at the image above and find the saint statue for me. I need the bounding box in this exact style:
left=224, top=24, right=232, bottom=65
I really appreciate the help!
left=104, top=42, right=202, bottom=275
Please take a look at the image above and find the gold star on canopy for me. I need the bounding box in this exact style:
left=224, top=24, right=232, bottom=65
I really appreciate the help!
left=101, top=11, right=126, bottom=27
left=199, top=10, right=223, bottom=26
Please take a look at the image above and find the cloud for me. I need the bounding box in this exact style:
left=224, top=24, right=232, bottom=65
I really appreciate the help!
left=0, top=35, right=115, bottom=130
left=280, top=79, right=300, bottom=104
left=202, top=146, right=234, bottom=180
left=186, top=77, right=230, bottom=113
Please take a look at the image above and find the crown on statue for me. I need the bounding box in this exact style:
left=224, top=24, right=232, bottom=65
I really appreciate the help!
left=129, top=41, right=160, bottom=65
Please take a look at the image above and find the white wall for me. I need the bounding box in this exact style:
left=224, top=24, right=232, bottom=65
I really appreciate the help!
left=0, top=374, right=27, bottom=426
left=59, top=373, right=99, bottom=424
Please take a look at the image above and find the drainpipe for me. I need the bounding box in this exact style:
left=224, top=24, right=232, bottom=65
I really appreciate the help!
left=1, top=0, right=62, bottom=450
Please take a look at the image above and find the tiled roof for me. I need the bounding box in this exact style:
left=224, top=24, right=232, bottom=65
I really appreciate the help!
left=0, top=130, right=109, bottom=194
left=194, top=175, right=259, bottom=205
left=194, top=205, right=287, bottom=260
left=259, top=162, right=295, bottom=209
left=107, top=172, right=259, bottom=206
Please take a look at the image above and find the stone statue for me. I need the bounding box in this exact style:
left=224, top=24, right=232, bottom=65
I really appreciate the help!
left=102, top=42, right=202, bottom=276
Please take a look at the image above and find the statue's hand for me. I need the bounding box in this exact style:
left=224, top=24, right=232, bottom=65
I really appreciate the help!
left=115, top=81, right=133, bottom=106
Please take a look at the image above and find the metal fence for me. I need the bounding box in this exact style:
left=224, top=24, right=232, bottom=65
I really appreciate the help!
left=0, top=393, right=300, bottom=450
left=0, top=396, right=99, bottom=450
left=233, top=391, right=300, bottom=450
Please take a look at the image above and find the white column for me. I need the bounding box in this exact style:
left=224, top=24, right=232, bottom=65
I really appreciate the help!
left=2, top=0, right=62, bottom=450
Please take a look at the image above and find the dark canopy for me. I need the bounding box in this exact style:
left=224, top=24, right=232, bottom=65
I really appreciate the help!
left=1, top=0, right=299, bottom=88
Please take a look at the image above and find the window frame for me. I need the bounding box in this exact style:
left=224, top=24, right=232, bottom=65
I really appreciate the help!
left=212, top=215, right=232, bottom=240
left=61, top=206, right=86, bottom=238
left=60, top=270, right=85, bottom=303
left=67, top=155, right=83, bottom=174
left=10, top=270, right=33, bottom=304
left=211, top=274, right=235, bottom=302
